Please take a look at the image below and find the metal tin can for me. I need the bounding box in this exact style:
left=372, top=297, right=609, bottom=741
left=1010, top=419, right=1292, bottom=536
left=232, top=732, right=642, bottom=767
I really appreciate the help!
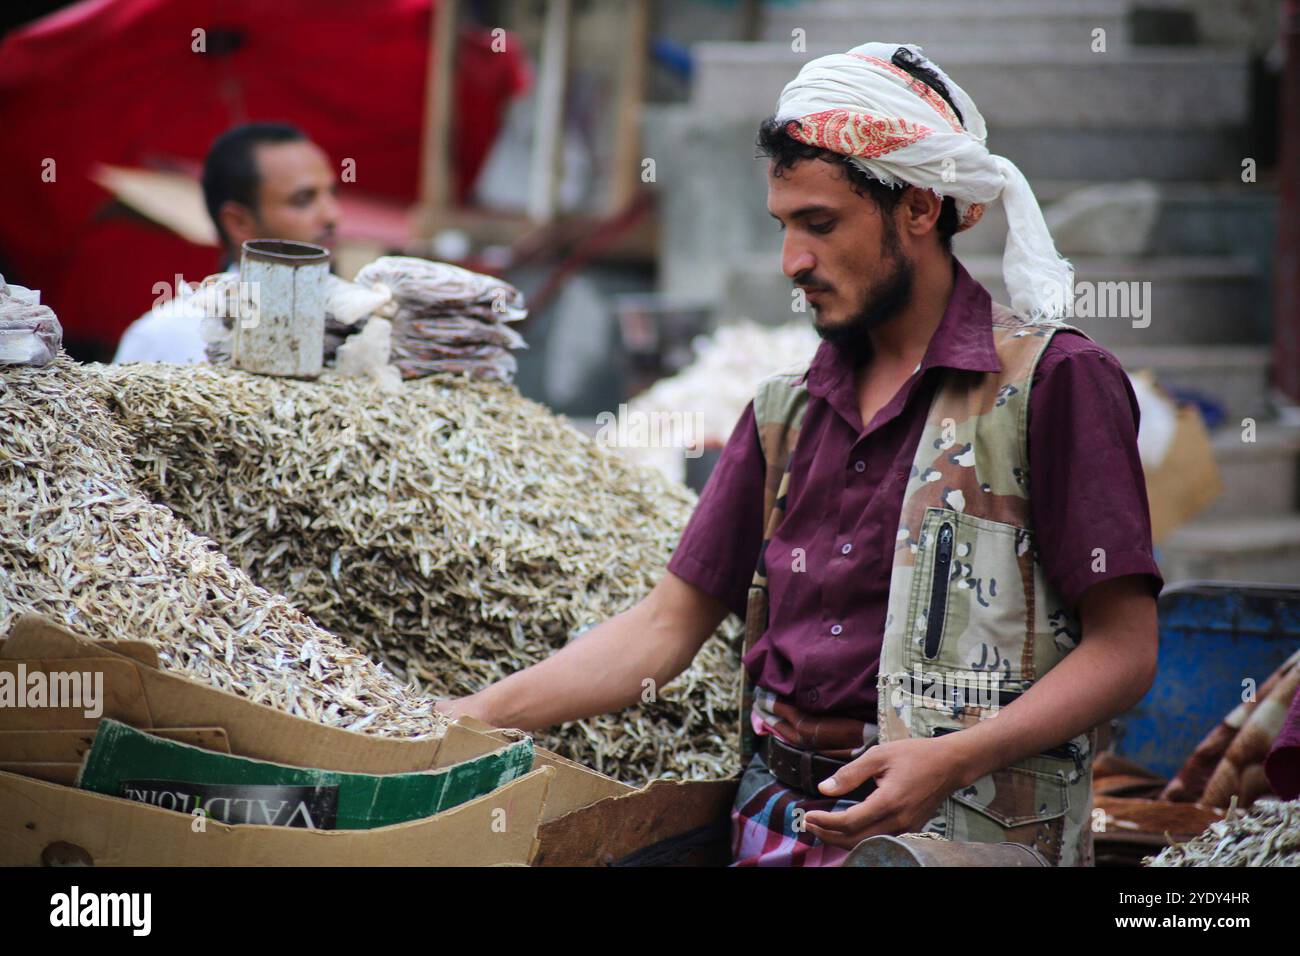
left=234, top=239, right=329, bottom=378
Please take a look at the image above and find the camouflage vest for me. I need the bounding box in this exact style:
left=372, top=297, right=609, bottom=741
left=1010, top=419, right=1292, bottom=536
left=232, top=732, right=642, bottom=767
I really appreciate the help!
left=742, top=305, right=1097, bottom=866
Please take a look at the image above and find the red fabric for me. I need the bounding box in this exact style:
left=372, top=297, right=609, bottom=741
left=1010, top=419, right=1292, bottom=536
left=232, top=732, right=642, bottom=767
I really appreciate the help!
left=1264, top=682, right=1300, bottom=801
left=55, top=217, right=219, bottom=351
left=0, top=0, right=530, bottom=348
left=667, top=259, right=1163, bottom=722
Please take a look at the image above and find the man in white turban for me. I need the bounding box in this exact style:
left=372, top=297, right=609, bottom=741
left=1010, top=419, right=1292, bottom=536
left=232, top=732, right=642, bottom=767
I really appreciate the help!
left=437, top=43, right=1161, bottom=868
left=738, top=43, right=1160, bottom=864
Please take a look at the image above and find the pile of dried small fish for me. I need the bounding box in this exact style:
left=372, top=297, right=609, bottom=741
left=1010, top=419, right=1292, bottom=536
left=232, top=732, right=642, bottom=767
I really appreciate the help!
left=0, top=358, right=442, bottom=737
left=1146, top=799, right=1300, bottom=867
left=87, top=362, right=743, bottom=784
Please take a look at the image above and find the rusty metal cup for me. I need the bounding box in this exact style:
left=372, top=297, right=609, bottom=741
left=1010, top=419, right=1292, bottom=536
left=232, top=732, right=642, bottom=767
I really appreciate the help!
left=234, top=239, right=329, bottom=378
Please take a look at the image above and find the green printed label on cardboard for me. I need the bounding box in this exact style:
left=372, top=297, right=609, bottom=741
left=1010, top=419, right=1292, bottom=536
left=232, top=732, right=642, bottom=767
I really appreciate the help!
left=79, top=719, right=533, bottom=830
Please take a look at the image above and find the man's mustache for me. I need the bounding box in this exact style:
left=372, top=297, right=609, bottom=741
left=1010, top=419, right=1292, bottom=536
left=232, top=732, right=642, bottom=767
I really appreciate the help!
left=794, top=272, right=832, bottom=295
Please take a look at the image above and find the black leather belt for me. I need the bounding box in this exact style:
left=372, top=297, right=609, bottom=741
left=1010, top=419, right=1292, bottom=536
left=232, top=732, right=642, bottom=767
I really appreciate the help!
left=758, top=734, right=877, bottom=802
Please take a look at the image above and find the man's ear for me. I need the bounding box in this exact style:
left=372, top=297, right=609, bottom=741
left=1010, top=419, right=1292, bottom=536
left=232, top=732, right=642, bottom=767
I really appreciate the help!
left=900, top=186, right=943, bottom=238
left=216, top=200, right=259, bottom=249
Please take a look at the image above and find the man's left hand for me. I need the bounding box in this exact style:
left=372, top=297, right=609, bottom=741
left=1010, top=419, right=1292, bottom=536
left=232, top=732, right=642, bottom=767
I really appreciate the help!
left=801, top=736, right=967, bottom=850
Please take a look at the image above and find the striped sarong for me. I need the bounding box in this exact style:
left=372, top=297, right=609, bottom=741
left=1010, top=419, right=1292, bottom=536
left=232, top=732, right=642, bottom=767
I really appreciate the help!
left=730, top=754, right=859, bottom=866
left=730, top=698, right=880, bottom=866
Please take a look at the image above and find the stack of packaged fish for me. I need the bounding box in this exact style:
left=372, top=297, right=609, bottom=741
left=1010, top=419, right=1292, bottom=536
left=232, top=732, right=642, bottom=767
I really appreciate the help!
left=355, top=257, right=527, bottom=384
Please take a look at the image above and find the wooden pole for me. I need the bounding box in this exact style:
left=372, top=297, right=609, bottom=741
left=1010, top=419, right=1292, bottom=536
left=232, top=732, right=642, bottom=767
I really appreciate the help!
left=415, top=0, right=460, bottom=238
left=606, top=0, right=650, bottom=215
left=738, top=0, right=762, bottom=42
left=527, top=0, right=572, bottom=224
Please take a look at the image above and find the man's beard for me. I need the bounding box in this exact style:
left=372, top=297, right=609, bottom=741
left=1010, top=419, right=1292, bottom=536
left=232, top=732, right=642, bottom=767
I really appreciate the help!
left=812, top=227, right=914, bottom=364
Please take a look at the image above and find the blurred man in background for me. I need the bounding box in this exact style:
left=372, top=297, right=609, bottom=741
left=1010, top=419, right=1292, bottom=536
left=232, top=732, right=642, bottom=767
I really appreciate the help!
left=113, top=122, right=339, bottom=364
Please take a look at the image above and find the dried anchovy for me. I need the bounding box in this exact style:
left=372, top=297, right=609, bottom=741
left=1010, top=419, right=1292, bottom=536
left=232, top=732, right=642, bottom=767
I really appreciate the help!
left=1145, top=798, right=1300, bottom=867
left=0, top=357, right=443, bottom=738
left=86, top=361, right=744, bottom=785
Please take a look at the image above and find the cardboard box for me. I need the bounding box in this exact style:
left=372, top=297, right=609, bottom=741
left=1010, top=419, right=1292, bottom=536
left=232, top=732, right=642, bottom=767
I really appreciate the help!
left=0, top=617, right=447, bottom=773
left=0, top=727, right=232, bottom=763
left=0, top=615, right=552, bottom=865
left=0, top=727, right=229, bottom=786
left=1128, top=373, right=1223, bottom=543
left=0, top=767, right=552, bottom=866
left=1, top=615, right=738, bottom=866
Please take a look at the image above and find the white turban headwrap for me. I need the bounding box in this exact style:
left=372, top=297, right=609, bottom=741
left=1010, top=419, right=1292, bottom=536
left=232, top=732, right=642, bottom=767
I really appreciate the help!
left=774, top=42, right=1072, bottom=321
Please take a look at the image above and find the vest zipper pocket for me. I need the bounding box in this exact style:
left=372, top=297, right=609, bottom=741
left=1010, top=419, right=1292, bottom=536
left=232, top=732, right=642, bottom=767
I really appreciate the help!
left=923, top=521, right=954, bottom=659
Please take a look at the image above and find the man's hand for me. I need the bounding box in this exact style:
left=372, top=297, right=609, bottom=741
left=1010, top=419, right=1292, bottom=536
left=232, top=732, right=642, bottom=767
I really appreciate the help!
left=801, top=575, right=1158, bottom=852
left=801, top=736, right=967, bottom=850
left=433, top=698, right=465, bottom=719
left=434, top=693, right=500, bottom=725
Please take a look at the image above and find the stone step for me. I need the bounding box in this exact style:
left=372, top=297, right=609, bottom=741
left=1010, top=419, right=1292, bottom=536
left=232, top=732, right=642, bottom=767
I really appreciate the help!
left=691, top=43, right=1250, bottom=129
left=642, top=106, right=784, bottom=303
left=646, top=105, right=1274, bottom=301
left=1113, top=344, right=1272, bottom=423
left=1158, top=514, right=1300, bottom=587
left=1201, top=423, right=1300, bottom=520
left=959, top=254, right=1267, bottom=347
left=954, top=181, right=1277, bottom=258
left=966, top=127, right=1243, bottom=181
left=762, top=1, right=1132, bottom=55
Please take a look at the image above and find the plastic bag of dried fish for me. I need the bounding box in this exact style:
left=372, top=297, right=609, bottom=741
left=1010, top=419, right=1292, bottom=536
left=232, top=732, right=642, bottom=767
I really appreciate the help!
left=355, top=256, right=526, bottom=320
left=326, top=273, right=394, bottom=327
left=354, top=256, right=528, bottom=384
left=322, top=275, right=395, bottom=364
left=1145, top=798, right=1300, bottom=867
left=0, top=358, right=443, bottom=738
left=619, top=321, right=820, bottom=484
left=194, top=272, right=242, bottom=364
left=86, top=361, right=744, bottom=785
left=0, top=275, right=62, bottom=367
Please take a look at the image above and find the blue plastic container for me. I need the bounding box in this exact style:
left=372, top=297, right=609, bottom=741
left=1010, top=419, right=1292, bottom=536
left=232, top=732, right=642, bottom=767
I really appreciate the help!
left=1111, top=582, right=1300, bottom=780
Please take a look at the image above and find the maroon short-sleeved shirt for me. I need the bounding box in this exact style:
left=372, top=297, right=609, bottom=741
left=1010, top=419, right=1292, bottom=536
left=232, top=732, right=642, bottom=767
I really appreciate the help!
left=667, top=259, right=1163, bottom=722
